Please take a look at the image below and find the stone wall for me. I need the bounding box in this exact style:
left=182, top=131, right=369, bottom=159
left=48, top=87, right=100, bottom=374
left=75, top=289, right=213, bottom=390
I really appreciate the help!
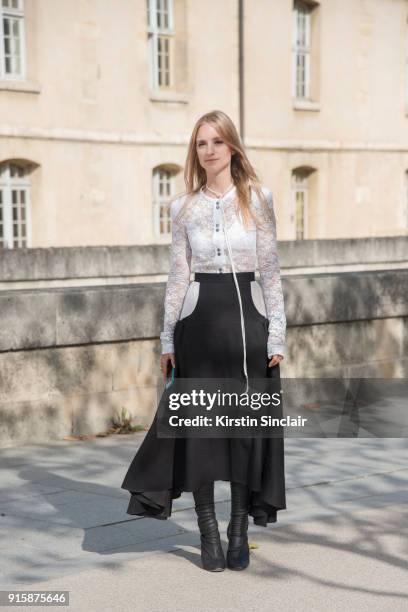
left=1, top=265, right=407, bottom=447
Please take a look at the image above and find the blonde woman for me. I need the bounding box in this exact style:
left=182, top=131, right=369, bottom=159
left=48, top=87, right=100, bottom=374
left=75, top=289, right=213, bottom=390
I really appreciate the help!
left=121, top=110, right=286, bottom=572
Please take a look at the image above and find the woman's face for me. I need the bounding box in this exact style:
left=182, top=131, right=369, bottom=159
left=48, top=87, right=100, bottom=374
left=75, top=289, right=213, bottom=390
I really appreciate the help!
left=195, top=123, right=233, bottom=177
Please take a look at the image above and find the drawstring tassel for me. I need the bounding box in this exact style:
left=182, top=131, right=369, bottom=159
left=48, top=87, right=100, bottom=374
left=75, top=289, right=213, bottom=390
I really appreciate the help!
left=220, top=201, right=249, bottom=395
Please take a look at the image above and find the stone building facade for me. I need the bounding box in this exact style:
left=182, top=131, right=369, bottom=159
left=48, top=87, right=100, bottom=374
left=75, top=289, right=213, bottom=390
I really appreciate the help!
left=0, top=0, right=408, bottom=250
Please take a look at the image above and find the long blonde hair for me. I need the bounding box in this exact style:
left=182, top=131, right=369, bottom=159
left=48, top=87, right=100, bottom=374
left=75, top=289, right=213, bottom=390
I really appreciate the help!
left=173, top=110, right=272, bottom=229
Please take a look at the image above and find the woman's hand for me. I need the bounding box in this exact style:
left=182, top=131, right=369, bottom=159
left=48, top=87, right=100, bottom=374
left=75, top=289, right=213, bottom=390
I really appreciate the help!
left=161, top=353, right=175, bottom=382
left=268, top=354, right=283, bottom=368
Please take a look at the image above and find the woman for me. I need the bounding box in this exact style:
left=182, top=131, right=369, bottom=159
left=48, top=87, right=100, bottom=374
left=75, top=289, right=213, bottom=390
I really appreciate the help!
left=121, top=110, right=286, bottom=572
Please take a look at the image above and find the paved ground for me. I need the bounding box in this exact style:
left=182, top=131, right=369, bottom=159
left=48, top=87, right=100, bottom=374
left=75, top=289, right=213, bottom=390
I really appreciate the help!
left=0, top=435, right=407, bottom=611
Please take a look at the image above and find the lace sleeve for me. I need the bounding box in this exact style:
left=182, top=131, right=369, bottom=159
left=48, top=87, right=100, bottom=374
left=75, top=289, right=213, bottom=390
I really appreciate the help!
left=159, top=197, right=192, bottom=354
left=256, top=189, right=286, bottom=358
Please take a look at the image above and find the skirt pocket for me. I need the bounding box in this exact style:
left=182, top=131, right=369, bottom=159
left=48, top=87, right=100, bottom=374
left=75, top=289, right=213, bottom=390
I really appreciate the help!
left=249, top=279, right=268, bottom=322
left=179, top=281, right=201, bottom=322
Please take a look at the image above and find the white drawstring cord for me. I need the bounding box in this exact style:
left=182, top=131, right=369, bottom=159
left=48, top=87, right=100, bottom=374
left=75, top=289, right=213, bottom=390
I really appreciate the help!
left=220, top=201, right=249, bottom=395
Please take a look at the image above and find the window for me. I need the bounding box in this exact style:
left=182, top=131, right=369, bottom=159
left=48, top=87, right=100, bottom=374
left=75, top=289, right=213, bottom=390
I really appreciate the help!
left=152, top=167, right=175, bottom=238
left=293, top=173, right=307, bottom=240
left=405, top=171, right=408, bottom=230
left=0, top=0, right=25, bottom=80
left=0, top=161, right=31, bottom=248
left=406, top=26, right=408, bottom=112
left=292, top=1, right=311, bottom=99
left=147, top=0, right=174, bottom=89
left=292, top=168, right=315, bottom=240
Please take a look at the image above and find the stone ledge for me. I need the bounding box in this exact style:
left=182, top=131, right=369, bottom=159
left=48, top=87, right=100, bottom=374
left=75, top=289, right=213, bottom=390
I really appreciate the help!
left=0, top=79, right=41, bottom=93
left=292, top=99, right=321, bottom=111
left=1, top=237, right=408, bottom=283
left=0, top=269, right=407, bottom=352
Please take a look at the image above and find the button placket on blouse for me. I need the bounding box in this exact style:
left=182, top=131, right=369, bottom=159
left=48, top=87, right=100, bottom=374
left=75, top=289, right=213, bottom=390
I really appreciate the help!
left=214, top=200, right=224, bottom=272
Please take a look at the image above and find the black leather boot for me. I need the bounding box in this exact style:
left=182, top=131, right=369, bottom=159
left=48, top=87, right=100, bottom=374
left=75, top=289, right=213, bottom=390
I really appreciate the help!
left=227, top=481, right=250, bottom=570
left=193, top=481, right=226, bottom=572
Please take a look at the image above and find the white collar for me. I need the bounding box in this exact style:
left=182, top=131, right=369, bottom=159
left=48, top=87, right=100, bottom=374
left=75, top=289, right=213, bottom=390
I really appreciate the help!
left=199, top=184, right=236, bottom=203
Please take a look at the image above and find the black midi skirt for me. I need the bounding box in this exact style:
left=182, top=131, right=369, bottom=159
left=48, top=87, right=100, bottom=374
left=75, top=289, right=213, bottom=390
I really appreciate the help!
left=121, top=271, right=286, bottom=527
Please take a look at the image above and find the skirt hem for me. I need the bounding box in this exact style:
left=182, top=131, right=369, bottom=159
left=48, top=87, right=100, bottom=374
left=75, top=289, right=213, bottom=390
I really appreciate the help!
left=124, top=479, right=286, bottom=528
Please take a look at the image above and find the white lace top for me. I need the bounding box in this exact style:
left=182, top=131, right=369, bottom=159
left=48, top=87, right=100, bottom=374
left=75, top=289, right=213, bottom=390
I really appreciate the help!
left=160, top=184, right=286, bottom=366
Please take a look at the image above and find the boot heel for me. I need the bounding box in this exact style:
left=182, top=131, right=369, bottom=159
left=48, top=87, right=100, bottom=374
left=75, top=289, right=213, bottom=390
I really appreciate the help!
left=226, top=520, right=249, bottom=570
left=200, top=532, right=226, bottom=572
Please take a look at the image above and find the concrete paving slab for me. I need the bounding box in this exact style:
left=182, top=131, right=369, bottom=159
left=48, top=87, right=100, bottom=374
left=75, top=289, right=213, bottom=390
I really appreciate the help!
left=0, top=512, right=187, bottom=561
left=0, top=495, right=131, bottom=528
left=0, top=531, right=197, bottom=588
left=0, top=482, right=68, bottom=503
left=0, top=436, right=407, bottom=610
left=1, top=502, right=407, bottom=612
left=286, top=467, right=408, bottom=506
